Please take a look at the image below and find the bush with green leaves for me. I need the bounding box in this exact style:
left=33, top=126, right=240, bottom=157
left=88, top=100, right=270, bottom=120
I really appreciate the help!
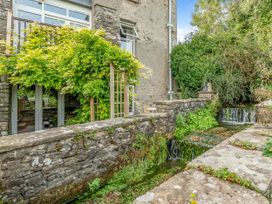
left=0, top=25, right=141, bottom=123
left=175, top=100, right=219, bottom=140
left=171, top=0, right=272, bottom=104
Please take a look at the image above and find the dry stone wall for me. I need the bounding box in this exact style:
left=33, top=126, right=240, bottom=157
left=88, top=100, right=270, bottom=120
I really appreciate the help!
left=0, top=98, right=207, bottom=203
left=0, top=0, right=11, bottom=136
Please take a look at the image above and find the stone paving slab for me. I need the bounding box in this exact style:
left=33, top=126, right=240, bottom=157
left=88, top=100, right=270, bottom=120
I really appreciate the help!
left=190, top=144, right=272, bottom=192
left=134, top=125, right=272, bottom=203
left=190, top=125, right=272, bottom=193
left=134, top=169, right=269, bottom=204
left=229, top=132, right=270, bottom=149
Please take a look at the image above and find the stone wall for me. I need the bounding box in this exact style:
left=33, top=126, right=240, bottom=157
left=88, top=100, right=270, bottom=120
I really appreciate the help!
left=92, top=4, right=119, bottom=43
left=155, top=98, right=209, bottom=118
left=0, top=0, right=12, bottom=136
left=0, top=98, right=207, bottom=203
left=256, top=99, right=272, bottom=124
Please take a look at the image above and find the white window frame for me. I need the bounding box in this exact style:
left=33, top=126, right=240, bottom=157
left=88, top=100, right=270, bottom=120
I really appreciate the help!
left=13, top=0, right=92, bottom=28
left=120, top=23, right=139, bottom=38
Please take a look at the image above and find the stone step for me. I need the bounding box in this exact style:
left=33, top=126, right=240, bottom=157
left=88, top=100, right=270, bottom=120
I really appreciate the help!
left=189, top=128, right=272, bottom=193
left=134, top=169, right=269, bottom=204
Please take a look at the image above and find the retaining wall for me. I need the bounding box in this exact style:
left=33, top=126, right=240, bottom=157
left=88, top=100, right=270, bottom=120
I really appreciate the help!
left=0, top=98, right=207, bottom=203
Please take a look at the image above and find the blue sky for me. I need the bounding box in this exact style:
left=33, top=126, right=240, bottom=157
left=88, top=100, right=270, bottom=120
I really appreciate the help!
left=177, top=0, right=197, bottom=42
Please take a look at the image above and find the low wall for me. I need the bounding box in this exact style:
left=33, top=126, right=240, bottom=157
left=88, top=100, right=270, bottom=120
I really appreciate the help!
left=256, top=99, right=272, bottom=124
left=0, top=98, right=208, bottom=203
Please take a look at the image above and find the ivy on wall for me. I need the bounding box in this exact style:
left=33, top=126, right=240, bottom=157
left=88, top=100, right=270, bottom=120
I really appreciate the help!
left=0, top=25, right=142, bottom=123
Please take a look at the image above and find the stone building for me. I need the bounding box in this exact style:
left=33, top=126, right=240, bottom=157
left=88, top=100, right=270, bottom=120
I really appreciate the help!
left=0, top=0, right=177, bottom=136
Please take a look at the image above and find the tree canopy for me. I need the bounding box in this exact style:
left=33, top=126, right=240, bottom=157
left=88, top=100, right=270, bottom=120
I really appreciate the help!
left=172, top=0, right=272, bottom=104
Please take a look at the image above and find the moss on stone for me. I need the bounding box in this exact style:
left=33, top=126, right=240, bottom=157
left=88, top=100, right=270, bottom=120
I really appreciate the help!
left=229, top=139, right=258, bottom=151
left=187, top=165, right=261, bottom=193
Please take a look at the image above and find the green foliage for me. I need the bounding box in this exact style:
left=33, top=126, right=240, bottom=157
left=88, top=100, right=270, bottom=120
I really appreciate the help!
left=88, top=178, right=101, bottom=193
left=0, top=25, right=141, bottom=123
left=189, top=165, right=260, bottom=193
left=171, top=35, right=217, bottom=98
left=172, top=0, right=272, bottom=104
left=263, top=139, right=272, bottom=157
left=230, top=139, right=258, bottom=150
left=175, top=100, right=219, bottom=140
left=83, top=134, right=168, bottom=202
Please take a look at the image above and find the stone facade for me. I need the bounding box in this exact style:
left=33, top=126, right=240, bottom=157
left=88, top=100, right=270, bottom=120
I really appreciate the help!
left=0, top=98, right=207, bottom=203
left=93, top=4, right=119, bottom=43
left=0, top=0, right=176, bottom=134
left=0, top=0, right=11, bottom=136
left=92, top=0, right=177, bottom=112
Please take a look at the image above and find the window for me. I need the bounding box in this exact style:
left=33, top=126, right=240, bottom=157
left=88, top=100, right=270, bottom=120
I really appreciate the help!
left=45, top=16, right=65, bottom=26
left=44, top=4, right=67, bottom=16
left=120, top=23, right=139, bottom=38
left=69, top=0, right=92, bottom=7
left=15, top=0, right=42, bottom=9
left=14, top=0, right=91, bottom=27
left=119, top=22, right=138, bottom=55
left=18, top=10, right=42, bottom=22
left=69, top=10, right=89, bottom=21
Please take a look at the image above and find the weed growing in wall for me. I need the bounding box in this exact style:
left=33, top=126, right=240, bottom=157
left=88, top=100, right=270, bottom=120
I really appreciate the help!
left=263, top=139, right=272, bottom=158
left=76, top=134, right=169, bottom=203
left=175, top=100, right=219, bottom=140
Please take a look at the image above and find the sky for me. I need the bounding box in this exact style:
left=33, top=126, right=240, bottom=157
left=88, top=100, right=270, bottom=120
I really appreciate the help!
left=177, top=0, right=198, bottom=42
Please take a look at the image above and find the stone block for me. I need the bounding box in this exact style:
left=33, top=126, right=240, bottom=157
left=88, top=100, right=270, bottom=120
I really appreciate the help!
left=134, top=169, right=269, bottom=204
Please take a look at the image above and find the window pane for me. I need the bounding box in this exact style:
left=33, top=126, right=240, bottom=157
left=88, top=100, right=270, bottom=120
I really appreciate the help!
left=17, top=86, right=36, bottom=134
left=69, top=0, right=92, bottom=6
left=120, top=24, right=138, bottom=38
left=18, top=10, right=42, bottom=22
left=15, top=0, right=42, bottom=9
left=69, top=10, right=89, bottom=21
left=45, top=16, right=65, bottom=26
left=70, top=22, right=88, bottom=28
left=44, top=4, right=67, bottom=16
left=120, top=38, right=134, bottom=54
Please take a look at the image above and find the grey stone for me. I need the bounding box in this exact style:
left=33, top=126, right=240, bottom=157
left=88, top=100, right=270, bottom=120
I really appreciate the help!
left=190, top=125, right=272, bottom=193
left=134, top=169, right=268, bottom=204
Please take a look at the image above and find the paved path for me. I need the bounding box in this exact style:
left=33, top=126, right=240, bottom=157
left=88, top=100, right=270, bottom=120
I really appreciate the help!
left=134, top=125, right=272, bottom=204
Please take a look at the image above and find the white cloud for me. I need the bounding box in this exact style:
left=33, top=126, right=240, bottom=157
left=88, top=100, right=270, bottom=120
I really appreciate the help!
left=177, top=26, right=196, bottom=43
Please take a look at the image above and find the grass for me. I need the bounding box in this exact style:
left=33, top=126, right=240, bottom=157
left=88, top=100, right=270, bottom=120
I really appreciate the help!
left=75, top=163, right=184, bottom=204
left=229, top=139, right=258, bottom=150
left=188, top=165, right=261, bottom=193
left=263, top=139, right=272, bottom=157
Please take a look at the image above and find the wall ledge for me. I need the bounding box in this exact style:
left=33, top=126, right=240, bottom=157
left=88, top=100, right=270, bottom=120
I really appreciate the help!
left=0, top=113, right=168, bottom=154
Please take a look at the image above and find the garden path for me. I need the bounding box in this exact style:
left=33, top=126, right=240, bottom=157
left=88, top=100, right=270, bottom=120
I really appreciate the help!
left=134, top=125, right=272, bottom=204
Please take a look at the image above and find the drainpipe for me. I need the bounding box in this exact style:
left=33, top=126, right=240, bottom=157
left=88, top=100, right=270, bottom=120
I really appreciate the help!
left=168, top=0, right=173, bottom=100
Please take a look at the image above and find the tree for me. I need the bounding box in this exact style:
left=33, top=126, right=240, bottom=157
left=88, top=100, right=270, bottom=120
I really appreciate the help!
left=172, top=0, right=272, bottom=104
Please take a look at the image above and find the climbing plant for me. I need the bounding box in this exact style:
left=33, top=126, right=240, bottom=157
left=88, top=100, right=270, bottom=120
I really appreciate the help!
left=0, top=25, right=142, bottom=123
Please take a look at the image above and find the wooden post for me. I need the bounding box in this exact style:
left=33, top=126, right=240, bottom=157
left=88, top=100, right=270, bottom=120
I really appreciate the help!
left=90, top=97, right=95, bottom=122
left=35, top=85, right=43, bottom=131
left=5, top=10, right=12, bottom=55
left=110, top=64, right=115, bottom=119
left=58, top=92, right=65, bottom=127
left=11, top=85, right=18, bottom=135
left=124, top=73, right=129, bottom=117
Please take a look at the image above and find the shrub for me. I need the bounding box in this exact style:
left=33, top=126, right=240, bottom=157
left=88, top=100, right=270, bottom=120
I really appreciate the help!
left=175, top=100, right=219, bottom=140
